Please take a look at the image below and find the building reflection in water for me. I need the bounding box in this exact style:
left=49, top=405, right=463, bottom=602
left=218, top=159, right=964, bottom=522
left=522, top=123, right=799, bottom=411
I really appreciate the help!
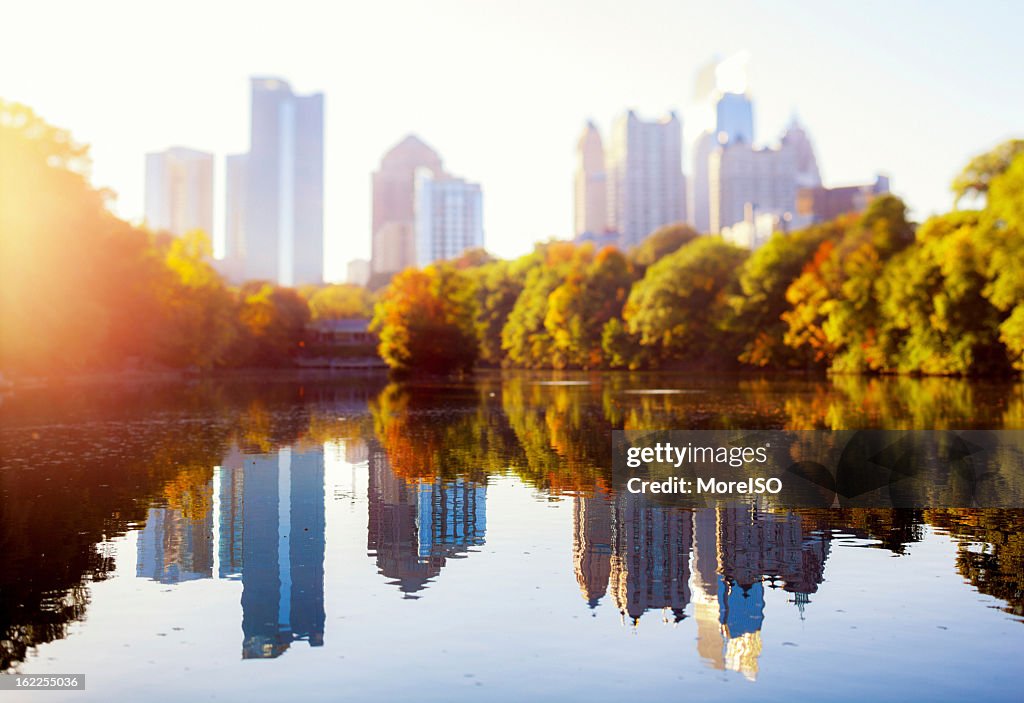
left=135, top=444, right=326, bottom=660
left=136, top=503, right=214, bottom=583
left=367, top=443, right=486, bottom=597
left=573, top=494, right=831, bottom=681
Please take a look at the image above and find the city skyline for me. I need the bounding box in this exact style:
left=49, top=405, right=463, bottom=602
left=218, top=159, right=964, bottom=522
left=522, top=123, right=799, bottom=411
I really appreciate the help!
left=3, top=1, right=1022, bottom=282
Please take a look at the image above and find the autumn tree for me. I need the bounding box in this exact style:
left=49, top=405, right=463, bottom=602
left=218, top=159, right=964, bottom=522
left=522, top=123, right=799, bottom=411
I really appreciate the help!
left=156, top=230, right=238, bottom=369
left=372, top=264, right=478, bottom=373
left=230, top=283, right=311, bottom=366
left=729, top=221, right=837, bottom=368
left=544, top=246, right=634, bottom=368
left=307, top=284, right=374, bottom=321
left=783, top=195, right=915, bottom=372
left=501, top=241, right=586, bottom=368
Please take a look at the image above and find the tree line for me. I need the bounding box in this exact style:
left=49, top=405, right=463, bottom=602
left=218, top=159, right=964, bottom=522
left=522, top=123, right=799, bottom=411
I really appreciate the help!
left=0, top=101, right=372, bottom=375
left=373, top=140, right=1024, bottom=376
left=3, top=100, right=1021, bottom=378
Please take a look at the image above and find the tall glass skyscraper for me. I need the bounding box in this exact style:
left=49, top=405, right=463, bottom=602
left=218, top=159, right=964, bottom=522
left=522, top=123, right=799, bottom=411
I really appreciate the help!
left=234, top=77, right=324, bottom=286
left=715, top=92, right=755, bottom=145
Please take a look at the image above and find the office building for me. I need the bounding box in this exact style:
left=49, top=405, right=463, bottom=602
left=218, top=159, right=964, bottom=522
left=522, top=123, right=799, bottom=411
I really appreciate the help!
left=606, top=110, right=686, bottom=248
left=346, top=258, right=371, bottom=287
left=708, top=119, right=821, bottom=233
left=240, top=77, right=324, bottom=286
left=716, top=92, right=755, bottom=145
left=144, top=147, right=214, bottom=237
left=414, top=170, right=484, bottom=267
left=690, top=130, right=716, bottom=233
left=371, top=135, right=444, bottom=275
left=574, top=121, right=608, bottom=238
left=221, top=153, right=248, bottom=282
left=796, top=175, right=890, bottom=223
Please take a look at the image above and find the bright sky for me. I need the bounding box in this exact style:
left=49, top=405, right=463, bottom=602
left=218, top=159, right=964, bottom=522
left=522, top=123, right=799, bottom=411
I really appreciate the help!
left=4, top=0, right=1022, bottom=282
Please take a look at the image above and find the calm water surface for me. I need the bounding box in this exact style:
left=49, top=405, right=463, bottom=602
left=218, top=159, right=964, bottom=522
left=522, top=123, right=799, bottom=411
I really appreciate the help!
left=1, top=372, right=1022, bottom=701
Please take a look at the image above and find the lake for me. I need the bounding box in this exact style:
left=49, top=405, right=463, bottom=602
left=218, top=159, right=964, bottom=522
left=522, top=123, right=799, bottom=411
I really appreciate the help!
left=1, top=371, right=1022, bottom=701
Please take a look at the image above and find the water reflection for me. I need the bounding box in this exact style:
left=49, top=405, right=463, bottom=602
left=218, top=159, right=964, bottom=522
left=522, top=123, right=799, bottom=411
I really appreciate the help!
left=367, top=440, right=486, bottom=597
left=229, top=447, right=326, bottom=659
left=573, top=489, right=831, bottom=680
left=1, top=372, right=1023, bottom=683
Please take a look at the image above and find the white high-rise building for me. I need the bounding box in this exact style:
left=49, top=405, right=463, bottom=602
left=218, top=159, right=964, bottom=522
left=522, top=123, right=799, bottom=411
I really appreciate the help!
left=414, top=170, right=483, bottom=267
left=222, top=153, right=248, bottom=282
left=371, top=135, right=444, bottom=275
left=708, top=119, right=821, bottom=234
left=574, top=121, right=607, bottom=238
left=242, top=77, right=324, bottom=286
left=690, top=130, right=716, bottom=234
left=144, top=147, right=214, bottom=237
left=606, top=111, right=687, bottom=248
left=346, top=258, right=370, bottom=287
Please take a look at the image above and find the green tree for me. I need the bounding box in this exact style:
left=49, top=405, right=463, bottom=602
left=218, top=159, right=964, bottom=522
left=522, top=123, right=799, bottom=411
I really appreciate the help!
left=629, top=222, right=699, bottom=272
left=501, top=242, right=585, bottom=368
left=978, top=150, right=1024, bottom=369
left=307, top=284, right=373, bottom=321
left=470, top=257, right=529, bottom=366
left=622, top=236, right=747, bottom=366
left=545, top=246, right=634, bottom=368
left=952, top=138, right=1024, bottom=204
left=875, top=211, right=1007, bottom=375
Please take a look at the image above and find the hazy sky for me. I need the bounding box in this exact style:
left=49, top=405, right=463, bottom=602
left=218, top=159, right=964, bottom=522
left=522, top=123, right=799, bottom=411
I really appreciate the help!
left=4, top=0, right=1022, bottom=281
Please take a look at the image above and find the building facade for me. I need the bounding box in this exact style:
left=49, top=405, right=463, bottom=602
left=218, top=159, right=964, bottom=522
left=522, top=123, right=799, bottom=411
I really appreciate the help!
left=346, top=258, right=371, bottom=286
left=239, top=77, right=324, bottom=286
left=606, top=111, right=687, bottom=248
left=715, top=92, right=755, bottom=146
left=708, top=119, right=821, bottom=233
left=371, top=135, right=444, bottom=275
left=690, top=130, right=717, bottom=234
left=796, top=175, right=890, bottom=223
left=574, top=121, right=608, bottom=238
left=414, top=170, right=484, bottom=267
left=222, top=153, right=249, bottom=282
left=144, top=147, right=214, bottom=237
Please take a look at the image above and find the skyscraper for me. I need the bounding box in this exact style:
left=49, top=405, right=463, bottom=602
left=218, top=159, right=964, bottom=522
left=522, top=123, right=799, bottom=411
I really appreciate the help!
left=144, top=147, right=214, bottom=237
left=574, top=121, right=607, bottom=238
left=223, top=153, right=248, bottom=282
left=371, top=135, right=444, bottom=276
left=242, top=77, right=324, bottom=286
left=708, top=119, right=821, bottom=234
left=690, top=130, right=716, bottom=234
left=606, top=110, right=687, bottom=248
left=715, top=92, right=755, bottom=145
left=414, top=170, right=484, bottom=267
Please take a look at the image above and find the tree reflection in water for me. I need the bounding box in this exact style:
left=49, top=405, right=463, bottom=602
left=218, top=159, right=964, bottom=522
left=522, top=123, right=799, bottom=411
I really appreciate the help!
left=1, top=373, right=1021, bottom=672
